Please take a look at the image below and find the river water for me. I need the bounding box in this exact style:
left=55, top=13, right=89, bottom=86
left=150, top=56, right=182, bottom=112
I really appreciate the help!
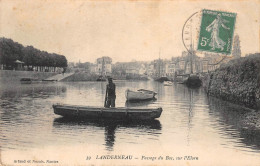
left=0, top=81, right=260, bottom=165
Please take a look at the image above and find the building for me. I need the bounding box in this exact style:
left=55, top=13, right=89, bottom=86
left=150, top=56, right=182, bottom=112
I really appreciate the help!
left=147, top=63, right=155, bottom=76
left=126, top=68, right=139, bottom=75
left=153, top=59, right=167, bottom=77
left=170, top=51, right=228, bottom=75
left=96, top=56, right=112, bottom=76
left=138, top=64, right=147, bottom=75
left=232, top=35, right=241, bottom=59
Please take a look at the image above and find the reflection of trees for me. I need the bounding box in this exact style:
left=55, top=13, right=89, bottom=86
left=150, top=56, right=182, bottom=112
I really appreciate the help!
left=208, top=97, right=260, bottom=150
left=53, top=118, right=162, bottom=151
left=0, top=84, right=67, bottom=121
left=0, top=84, right=67, bottom=100
left=0, top=84, right=67, bottom=151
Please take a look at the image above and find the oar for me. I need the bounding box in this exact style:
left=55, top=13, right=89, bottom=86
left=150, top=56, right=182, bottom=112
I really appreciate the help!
left=104, top=86, right=107, bottom=107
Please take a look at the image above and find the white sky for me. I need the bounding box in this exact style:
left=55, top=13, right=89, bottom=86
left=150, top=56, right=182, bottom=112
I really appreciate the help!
left=0, top=0, right=259, bottom=63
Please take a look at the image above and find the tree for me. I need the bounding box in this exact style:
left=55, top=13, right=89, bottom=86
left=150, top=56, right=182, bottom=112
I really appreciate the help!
left=0, top=37, right=68, bottom=71
left=0, top=38, right=22, bottom=69
left=22, top=46, right=37, bottom=67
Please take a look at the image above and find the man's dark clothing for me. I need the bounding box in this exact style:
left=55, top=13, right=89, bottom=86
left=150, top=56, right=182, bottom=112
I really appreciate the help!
left=105, top=82, right=116, bottom=108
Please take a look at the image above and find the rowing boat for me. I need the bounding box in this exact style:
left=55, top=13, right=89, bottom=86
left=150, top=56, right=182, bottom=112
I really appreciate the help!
left=163, top=81, right=173, bottom=86
left=53, top=104, right=163, bottom=120
left=125, top=89, right=157, bottom=101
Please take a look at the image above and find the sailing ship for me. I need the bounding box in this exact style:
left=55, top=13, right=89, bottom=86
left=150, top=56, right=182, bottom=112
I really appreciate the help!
left=179, top=17, right=202, bottom=88
left=154, top=49, right=170, bottom=82
left=184, top=44, right=202, bottom=88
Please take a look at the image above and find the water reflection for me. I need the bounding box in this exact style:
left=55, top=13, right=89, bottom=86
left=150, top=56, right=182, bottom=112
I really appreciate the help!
left=0, top=83, right=66, bottom=100
left=0, top=83, right=67, bottom=151
left=53, top=117, right=162, bottom=151
left=208, top=96, right=260, bottom=151
left=125, top=99, right=157, bottom=107
left=1, top=80, right=260, bottom=163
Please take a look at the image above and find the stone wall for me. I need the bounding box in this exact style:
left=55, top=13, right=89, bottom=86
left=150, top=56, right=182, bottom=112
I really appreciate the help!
left=202, top=53, right=260, bottom=110
left=61, top=72, right=99, bottom=81
left=0, top=70, right=57, bottom=83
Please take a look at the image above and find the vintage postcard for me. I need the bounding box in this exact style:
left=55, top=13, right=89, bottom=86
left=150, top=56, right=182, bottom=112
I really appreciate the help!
left=0, top=0, right=259, bottom=166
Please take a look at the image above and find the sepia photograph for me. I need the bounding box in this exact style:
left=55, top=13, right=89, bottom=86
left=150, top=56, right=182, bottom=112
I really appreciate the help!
left=0, top=0, right=259, bottom=165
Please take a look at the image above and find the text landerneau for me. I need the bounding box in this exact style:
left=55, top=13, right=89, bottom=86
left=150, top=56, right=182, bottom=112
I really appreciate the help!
left=96, top=155, right=133, bottom=160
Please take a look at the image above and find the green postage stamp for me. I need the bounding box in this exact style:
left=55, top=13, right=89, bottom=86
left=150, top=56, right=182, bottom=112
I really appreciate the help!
left=197, top=9, right=236, bottom=54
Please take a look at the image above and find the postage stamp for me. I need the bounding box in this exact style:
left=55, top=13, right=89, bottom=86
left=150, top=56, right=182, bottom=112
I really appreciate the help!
left=197, top=9, right=237, bottom=54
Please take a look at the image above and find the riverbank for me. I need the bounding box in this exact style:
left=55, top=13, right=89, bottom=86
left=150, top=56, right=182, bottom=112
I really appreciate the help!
left=61, top=72, right=99, bottom=81
left=0, top=70, right=57, bottom=83
left=61, top=72, right=148, bottom=81
left=202, top=53, right=260, bottom=110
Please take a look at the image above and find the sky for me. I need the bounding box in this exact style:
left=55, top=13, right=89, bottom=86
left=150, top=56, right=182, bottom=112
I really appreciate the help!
left=0, top=0, right=259, bottom=63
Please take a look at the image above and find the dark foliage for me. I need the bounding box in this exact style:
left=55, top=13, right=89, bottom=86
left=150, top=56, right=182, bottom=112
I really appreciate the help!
left=0, top=37, right=67, bottom=68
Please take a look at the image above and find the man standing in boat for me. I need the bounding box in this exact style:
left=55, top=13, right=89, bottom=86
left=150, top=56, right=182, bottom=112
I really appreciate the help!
left=104, top=77, right=116, bottom=108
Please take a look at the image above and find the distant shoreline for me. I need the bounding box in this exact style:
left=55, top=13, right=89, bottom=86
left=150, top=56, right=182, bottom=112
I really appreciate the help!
left=61, top=72, right=149, bottom=82
left=0, top=70, right=149, bottom=83
left=0, top=70, right=57, bottom=83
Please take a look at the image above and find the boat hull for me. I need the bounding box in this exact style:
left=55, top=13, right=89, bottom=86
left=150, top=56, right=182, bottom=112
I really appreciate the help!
left=164, top=81, right=173, bottom=86
left=53, top=104, right=163, bottom=120
left=154, top=77, right=169, bottom=82
left=186, top=75, right=202, bottom=88
left=125, top=89, right=156, bottom=101
left=96, top=75, right=106, bottom=81
left=20, top=78, right=32, bottom=84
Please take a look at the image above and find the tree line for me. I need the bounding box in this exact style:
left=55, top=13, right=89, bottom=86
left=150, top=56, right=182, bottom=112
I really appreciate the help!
left=0, top=37, right=67, bottom=71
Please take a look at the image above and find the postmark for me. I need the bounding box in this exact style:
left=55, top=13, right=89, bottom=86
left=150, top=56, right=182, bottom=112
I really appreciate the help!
left=197, top=9, right=236, bottom=54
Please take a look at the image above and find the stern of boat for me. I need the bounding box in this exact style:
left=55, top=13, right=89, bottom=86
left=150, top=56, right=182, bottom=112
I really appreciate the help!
left=125, top=89, right=129, bottom=100
left=156, top=107, right=163, bottom=118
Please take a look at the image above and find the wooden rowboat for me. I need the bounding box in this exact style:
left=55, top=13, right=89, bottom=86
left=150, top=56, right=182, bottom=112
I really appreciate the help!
left=20, top=78, right=42, bottom=84
left=53, top=104, right=163, bottom=120
left=125, top=89, right=157, bottom=101
left=163, top=81, right=173, bottom=86
left=20, top=78, right=32, bottom=84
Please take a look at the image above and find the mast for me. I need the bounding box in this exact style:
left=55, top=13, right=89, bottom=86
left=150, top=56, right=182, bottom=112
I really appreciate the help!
left=190, top=19, right=193, bottom=74
left=102, top=57, right=105, bottom=76
left=159, top=49, right=161, bottom=77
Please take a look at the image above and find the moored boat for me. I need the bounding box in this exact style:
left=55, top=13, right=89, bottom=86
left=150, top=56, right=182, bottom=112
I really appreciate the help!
left=175, top=74, right=189, bottom=84
left=96, top=75, right=106, bottom=81
left=42, top=79, right=57, bottom=82
left=53, top=104, right=163, bottom=120
left=20, top=78, right=42, bottom=84
left=164, top=81, right=173, bottom=86
left=125, top=89, right=157, bottom=101
left=185, top=74, right=202, bottom=88
left=154, top=76, right=169, bottom=82
left=20, top=78, right=32, bottom=84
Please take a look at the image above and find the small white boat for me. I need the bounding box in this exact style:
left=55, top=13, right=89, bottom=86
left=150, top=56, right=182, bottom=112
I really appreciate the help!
left=125, top=89, right=157, bottom=101
left=164, top=81, right=173, bottom=86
